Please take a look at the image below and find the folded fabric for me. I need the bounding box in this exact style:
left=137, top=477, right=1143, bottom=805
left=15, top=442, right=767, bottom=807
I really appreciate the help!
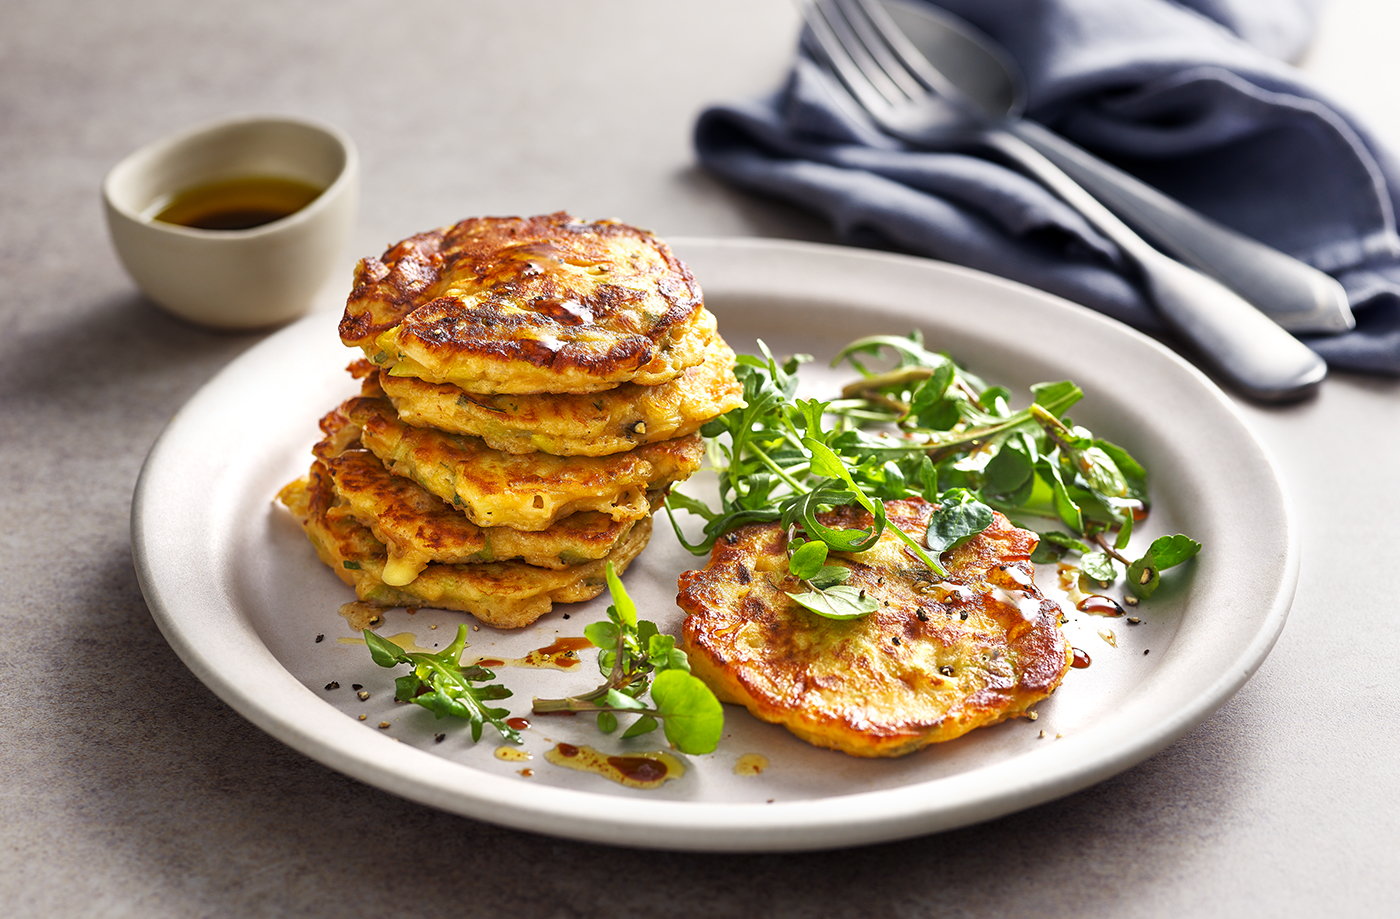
left=694, top=0, right=1400, bottom=375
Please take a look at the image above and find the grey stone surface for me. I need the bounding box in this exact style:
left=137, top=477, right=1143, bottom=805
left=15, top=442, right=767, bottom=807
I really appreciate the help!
left=1, top=1, right=1395, bottom=916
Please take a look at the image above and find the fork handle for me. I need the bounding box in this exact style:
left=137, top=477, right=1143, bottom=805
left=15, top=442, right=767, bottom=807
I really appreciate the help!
left=983, top=129, right=1326, bottom=402
left=1006, top=119, right=1354, bottom=335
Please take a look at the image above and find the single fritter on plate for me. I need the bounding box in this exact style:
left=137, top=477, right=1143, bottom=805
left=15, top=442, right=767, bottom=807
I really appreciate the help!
left=369, top=327, right=743, bottom=456
left=278, top=464, right=653, bottom=629
left=677, top=498, right=1072, bottom=758
left=340, top=212, right=712, bottom=394
left=317, top=443, right=652, bottom=586
left=334, top=391, right=703, bottom=531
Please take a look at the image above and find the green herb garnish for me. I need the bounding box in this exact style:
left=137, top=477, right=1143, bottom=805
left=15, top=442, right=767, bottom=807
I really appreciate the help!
left=667, top=331, right=1200, bottom=609
left=532, top=563, right=724, bottom=755
left=364, top=625, right=521, bottom=743
left=784, top=537, right=876, bottom=619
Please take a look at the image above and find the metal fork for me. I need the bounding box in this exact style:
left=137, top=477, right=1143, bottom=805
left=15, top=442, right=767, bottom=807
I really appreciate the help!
left=800, top=0, right=1327, bottom=403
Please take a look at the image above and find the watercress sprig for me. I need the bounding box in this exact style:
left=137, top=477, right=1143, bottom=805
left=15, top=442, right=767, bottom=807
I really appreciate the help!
left=664, top=342, right=945, bottom=619
left=531, top=563, right=724, bottom=755
left=830, top=332, right=1200, bottom=596
left=669, top=330, right=1200, bottom=607
left=364, top=624, right=521, bottom=743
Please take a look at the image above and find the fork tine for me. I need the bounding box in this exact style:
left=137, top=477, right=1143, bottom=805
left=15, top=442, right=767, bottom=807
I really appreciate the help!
left=831, top=0, right=925, bottom=99
left=843, top=0, right=960, bottom=100
left=801, top=0, right=904, bottom=115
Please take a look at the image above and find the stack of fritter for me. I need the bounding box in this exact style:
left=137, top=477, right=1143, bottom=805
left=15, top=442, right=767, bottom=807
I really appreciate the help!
left=279, top=213, right=742, bottom=628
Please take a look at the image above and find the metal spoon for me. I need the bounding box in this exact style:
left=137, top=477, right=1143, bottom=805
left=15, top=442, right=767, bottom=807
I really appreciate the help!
left=874, top=0, right=1355, bottom=336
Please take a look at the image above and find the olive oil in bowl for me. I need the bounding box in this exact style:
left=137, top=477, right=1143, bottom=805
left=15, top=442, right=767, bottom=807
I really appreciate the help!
left=149, top=175, right=324, bottom=231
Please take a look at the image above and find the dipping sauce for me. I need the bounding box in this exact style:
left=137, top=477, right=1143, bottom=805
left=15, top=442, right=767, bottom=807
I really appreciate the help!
left=149, top=175, right=323, bottom=230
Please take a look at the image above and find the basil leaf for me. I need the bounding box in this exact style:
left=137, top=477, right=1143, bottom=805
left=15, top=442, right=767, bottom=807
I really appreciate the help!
left=807, top=564, right=851, bottom=589
left=788, top=540, right=829, bottom=580
left=925, top=497, right=994, bottom=556
left=786, top=584, right=879, bottom=620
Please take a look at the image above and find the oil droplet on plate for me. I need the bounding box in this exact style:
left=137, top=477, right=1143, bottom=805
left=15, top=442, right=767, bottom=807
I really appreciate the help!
left=544, top=743, right=685, bottom=789
left=337, top=601, right=383, bottom=631
left=734, top=753, right=769, bottom=777
left=337, top=631, right=433, bottom=653
left=471, top=636, right=594, bottom=671
left=1076, top=595, right=1125, bottom=617
left=495, top=746, right=532, bottom=763
left=1071, top=647, right=1092, bottom=669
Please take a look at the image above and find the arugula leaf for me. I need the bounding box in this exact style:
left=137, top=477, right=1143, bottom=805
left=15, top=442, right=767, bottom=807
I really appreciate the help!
left=364, top=625, right=521, bottom=744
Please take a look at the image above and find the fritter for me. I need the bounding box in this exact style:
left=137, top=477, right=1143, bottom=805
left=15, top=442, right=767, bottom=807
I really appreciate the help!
left=334, top=394, right=703, bottom=531
left=339, top=212, right=711, bottom=394
left=278, top=465, right=653, bottom=629
left=317, top=445, right=651, bottom=586
left=677, top=498, right=1072, bottom=758
left=368, top=328, right=742, bottom=456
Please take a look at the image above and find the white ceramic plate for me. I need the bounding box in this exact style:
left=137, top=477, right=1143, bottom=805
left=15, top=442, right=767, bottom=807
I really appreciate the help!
left=132, top=238, right=1296, bottom=851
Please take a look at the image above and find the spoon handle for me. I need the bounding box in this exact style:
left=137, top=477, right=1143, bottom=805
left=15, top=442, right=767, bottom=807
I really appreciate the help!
left=1007, top=119, right=1354, bottom=335
left=984, top=129, right=1326, bottom=402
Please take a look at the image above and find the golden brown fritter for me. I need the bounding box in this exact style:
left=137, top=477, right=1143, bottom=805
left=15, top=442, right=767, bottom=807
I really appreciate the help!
left=278, top=465, right=653, bottom=629
left=339, top=212, right=711, bottom=394
left=368, top=327, right=742, bottom=456
left=332, top=394, right=703, bottom=531
left=677, top=498, right=1072, bottom=758
left=317, top=444, right=653, bottom=586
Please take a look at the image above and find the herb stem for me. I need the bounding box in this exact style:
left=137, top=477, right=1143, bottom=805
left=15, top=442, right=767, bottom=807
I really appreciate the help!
left=840, top=365, right=934, bottom=398
left=750, top=442, right=811, bottom=493
left=1092, top=531, right=1134, bottom=567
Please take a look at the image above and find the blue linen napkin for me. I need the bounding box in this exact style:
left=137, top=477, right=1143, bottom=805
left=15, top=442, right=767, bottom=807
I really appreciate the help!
left=694, top=0, right=1400, bottom=375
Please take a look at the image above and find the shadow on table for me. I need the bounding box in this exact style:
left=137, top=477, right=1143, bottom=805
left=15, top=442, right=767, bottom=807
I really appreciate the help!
left=2, top=292, right=268, bottom=419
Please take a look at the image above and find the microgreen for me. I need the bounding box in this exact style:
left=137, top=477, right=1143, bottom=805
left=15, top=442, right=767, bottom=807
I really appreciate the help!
left=668, top=330, right=1201, bottom=605
left=364, top=625, right=521, bottom=743
left=532, top=563, right=724, bottom=755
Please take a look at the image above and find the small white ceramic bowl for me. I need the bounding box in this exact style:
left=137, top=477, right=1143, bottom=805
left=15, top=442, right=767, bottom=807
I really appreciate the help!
left=103, top=115, right=359, bottom=330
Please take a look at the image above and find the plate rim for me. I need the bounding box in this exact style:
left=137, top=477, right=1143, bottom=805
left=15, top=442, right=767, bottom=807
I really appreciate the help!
left=132, top=236, right=1298, bottom=851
